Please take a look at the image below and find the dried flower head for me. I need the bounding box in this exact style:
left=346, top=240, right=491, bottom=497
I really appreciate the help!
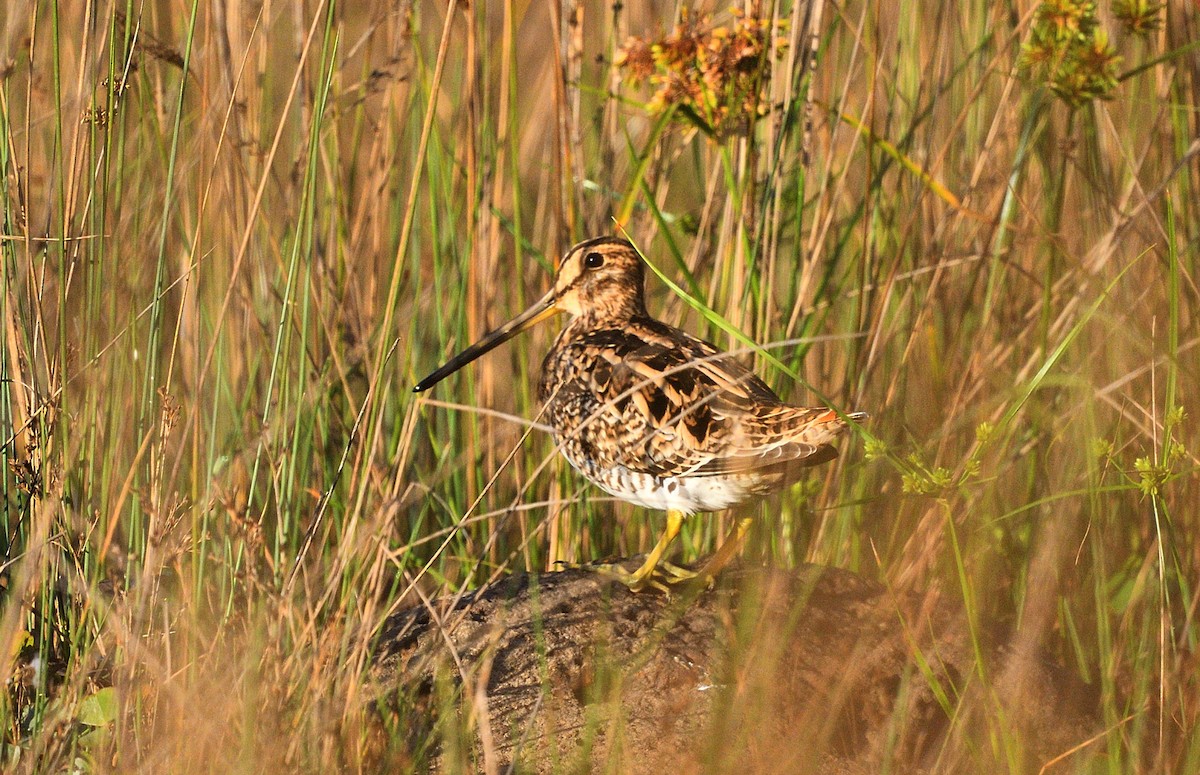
left=1113, top=0, right=1163, bottom=37
left=1018, top=0, right=1121, bottom=107
left=616, top=7, right=787, bottom=139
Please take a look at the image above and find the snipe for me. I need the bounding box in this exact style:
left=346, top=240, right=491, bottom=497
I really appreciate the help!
left=415, top=237, right=866, bottom=591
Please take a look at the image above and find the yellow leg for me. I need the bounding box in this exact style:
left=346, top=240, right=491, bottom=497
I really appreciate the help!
left=589, top=509, right=685, bottom=592
left=577, top=512, right=751, bottom=593
left=625, top=515, right=752, bottom=589
left=692, top=517, right=753, bottom=585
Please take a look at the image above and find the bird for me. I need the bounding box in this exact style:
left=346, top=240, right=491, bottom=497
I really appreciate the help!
left=414, top=236, right=866, bottom=592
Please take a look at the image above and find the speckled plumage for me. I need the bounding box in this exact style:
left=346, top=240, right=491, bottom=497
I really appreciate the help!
left=536, top=237, right=864, bottom=515
left=414, top=236, right=866, bottom=589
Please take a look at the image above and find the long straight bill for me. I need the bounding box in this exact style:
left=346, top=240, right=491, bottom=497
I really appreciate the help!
left=413, top=289, right=560, bottom=393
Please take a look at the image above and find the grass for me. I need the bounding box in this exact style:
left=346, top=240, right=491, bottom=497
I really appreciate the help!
left=0, top=0, right=1197, bottom=771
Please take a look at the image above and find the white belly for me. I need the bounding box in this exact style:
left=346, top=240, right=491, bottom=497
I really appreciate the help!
left=583, top=464, right=751, bottom=514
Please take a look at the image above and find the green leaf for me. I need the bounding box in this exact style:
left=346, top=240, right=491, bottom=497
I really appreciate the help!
left=77, top=687, right=118, bottom=727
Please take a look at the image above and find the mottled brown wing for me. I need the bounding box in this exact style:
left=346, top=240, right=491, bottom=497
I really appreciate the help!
left=583, top=321, right=817, bottom=478
left=685, top=406, right=848, bottom=476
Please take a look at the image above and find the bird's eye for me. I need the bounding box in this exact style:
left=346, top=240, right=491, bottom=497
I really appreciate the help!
left=584, top=252, right=604, bottom=269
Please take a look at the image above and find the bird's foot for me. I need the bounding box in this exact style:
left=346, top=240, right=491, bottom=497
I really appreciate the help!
left=658, top=561, right=700, bottom=581
left=556, top=558, right=709, bottom=594
left=555, top=559, right=686, bottom=594
left=590, top=561, right=673, bottom=594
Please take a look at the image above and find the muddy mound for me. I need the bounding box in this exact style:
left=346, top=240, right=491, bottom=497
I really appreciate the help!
left=371, top=565, right=1100, bottom=774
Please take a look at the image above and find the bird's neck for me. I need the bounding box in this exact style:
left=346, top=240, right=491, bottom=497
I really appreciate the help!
left=569, top=301, right=646, bottom=330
